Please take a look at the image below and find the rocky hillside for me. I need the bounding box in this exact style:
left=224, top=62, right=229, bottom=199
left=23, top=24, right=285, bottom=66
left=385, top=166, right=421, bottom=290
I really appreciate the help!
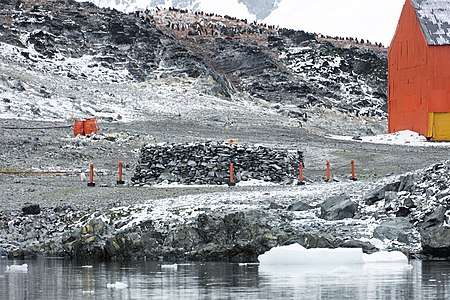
left=0, top=0, right=388, bottom=124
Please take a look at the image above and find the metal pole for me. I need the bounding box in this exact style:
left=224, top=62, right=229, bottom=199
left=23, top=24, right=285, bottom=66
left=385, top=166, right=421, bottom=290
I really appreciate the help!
left=228, top=162, right=236, bottom=186
left=117, top=161, right=125, bottom=185
left=351, top=160, right=357, bottom=181
left=326, top=160, right=331, bottom=182
left=87, top=163, right=95, bottom=187
left=298, top=162, right=305, bottom=185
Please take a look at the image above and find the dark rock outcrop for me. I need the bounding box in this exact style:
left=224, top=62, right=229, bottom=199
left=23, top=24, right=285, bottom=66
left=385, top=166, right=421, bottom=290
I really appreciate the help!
left=60, top=211, right=284, bottom=262
left=419, top=206, right=450, bottom=257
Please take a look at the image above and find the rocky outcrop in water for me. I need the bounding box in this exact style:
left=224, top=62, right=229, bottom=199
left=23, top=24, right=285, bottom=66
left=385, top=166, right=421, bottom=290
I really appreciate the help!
left=132, top=141, right=303, bottom=185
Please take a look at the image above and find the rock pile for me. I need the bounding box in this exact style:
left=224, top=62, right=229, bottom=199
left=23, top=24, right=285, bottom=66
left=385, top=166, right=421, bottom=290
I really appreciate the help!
left=132, top=141, right=303, bottom=185
left=363, top=161, right=450, bottom=257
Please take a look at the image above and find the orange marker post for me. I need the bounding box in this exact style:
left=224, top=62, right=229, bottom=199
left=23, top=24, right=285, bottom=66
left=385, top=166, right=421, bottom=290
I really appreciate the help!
left=326, top=160, right=331, bottom=182
left=87, top=163, right=95, bottom=187
left=228, top=162, right=236, bottom=187
left=298, top=162, right=305, bottom=186
left=117, top=161, right=125, bottom=185
left=351, top=160, right=357, bottom=181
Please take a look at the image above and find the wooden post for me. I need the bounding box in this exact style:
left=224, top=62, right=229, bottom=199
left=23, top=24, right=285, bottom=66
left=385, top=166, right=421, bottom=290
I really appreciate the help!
left=87, top=163, right=95, bottom=187
left=298, top=162, right=305, bottom=185
left=351, top=160, right=357, bottom=181
left=326, top=160, right=331, bottom=182
left=117, top=161, right=125, bottom=185
left=228, top=162, right=236, bottom=186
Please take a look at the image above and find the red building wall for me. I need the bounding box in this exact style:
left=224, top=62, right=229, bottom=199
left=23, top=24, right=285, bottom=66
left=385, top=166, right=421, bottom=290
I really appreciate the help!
left=389, top=0, right=450, bottom=138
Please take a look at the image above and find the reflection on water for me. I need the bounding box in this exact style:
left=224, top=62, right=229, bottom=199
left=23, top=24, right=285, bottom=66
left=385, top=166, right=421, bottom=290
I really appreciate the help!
left=0, top=259, right=450, bottom=299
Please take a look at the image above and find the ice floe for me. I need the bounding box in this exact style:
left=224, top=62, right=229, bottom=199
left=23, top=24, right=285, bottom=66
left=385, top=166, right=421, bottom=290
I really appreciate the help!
left=258, top=243, right=409, bottom=265
left=5, top=264, right=28, bottom=273
left=106, top=281, right=128, bottom=289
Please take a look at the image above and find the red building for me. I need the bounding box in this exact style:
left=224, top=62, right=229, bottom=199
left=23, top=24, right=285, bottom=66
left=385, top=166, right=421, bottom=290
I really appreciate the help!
left=389, top=0, right=450, bottom=140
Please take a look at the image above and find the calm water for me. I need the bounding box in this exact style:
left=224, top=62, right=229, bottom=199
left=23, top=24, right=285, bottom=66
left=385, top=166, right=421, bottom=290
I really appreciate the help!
left=1, top=259, right=450, bottom=299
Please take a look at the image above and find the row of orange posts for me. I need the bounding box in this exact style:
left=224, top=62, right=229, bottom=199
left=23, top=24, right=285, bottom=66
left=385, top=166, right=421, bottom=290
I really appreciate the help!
left=228, top=160, right=357, bottom=186
left=297, top=160, right=357, bottom=185
left=87, top=161, right=356, bottom=187
left=87, top=162, right=125, bottom=187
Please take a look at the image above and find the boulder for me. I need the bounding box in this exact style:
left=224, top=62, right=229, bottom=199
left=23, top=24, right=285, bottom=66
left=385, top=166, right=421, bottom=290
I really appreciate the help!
left=419, top=206, right=450, bottom=257
left=421, top=206, right=446, bottom=229
left=340, top=240, right=378, bottom=254
left=365, top=181, right=401, bottom=205
left=288, top=201, right=314, bottom=211
left=320, top=195, right=358, bottom=220
left=62, top=218, right=111, bottom=260
left=421, top=226, right=450, bottom=257
left=294, top=232, right=341, bottom=249
left=373, top=218, right=414, bottom=243
left=398, top=174, right=416, bottom=192
left=22, top=204, right=40, bottom=215
left=395, top=207, right=411, bottom=218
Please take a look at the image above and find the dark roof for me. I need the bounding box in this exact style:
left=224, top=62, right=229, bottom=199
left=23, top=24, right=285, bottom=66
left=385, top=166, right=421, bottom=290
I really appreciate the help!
left=411, top=0, right=450, bottom=45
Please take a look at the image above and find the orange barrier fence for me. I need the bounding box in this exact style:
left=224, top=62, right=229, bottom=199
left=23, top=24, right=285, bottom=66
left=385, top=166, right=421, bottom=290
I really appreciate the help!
left=0, top=171, right=68, bottom=175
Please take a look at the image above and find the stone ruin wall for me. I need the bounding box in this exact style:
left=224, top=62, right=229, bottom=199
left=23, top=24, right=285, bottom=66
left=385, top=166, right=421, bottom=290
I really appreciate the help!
left=132, top=141, right=303, bottom=185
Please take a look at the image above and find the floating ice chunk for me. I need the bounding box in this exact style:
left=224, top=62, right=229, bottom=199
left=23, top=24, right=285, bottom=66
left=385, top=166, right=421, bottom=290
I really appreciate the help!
left=239, top=263, right=260, bottom=266
left=258, top=244, right=410, bottom=266
left=161, top=263, right=178, bottom=269
left=107, top=282, right=128, bottom=289
left=5, top=264, right=28, bottom=273
left=258, top=244, right=363, bottom=265
left=362, top=251, right=408, bottom=263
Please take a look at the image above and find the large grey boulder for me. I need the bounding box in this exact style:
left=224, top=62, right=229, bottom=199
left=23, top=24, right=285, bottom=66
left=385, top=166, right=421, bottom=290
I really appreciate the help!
left=364, top=181, right=400, bottom=205
left=373, top=217, right=414, bottom=243
left=419, top=206, right=450, bottom=257
left=320, top=195, right=358, bottom=220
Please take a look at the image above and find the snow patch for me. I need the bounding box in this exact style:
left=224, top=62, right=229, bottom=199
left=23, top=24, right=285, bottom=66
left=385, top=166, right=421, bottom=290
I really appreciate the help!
left=329, top=130, right=450, bottom=147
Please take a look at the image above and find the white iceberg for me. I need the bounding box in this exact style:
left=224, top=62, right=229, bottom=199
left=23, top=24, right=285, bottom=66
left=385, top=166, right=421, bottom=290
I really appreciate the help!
left=258, top=244, right=409, bottom=265
left=5, top=264, right=28, bottom=273
left=362, top=251, right=408, bottom=264
left=161, top=263, right=178, bottom=269
left=106, top=282, right=128, bottom=289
